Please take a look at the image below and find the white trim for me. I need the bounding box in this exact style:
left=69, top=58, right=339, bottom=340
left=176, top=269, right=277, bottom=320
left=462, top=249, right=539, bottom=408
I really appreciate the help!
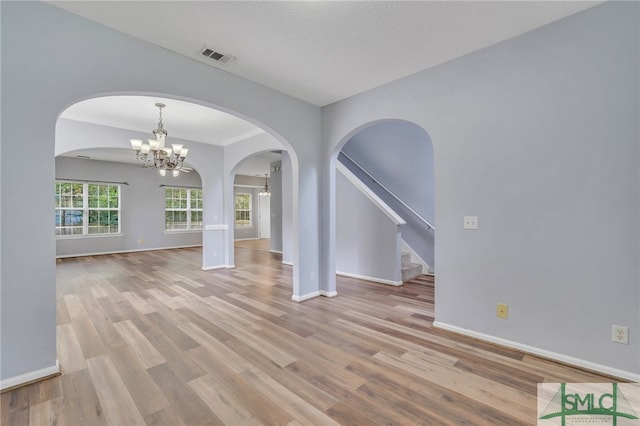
left=320, top=290, right=338, bottom=298
left=0, top=361, right=61, bottom=391
left=234, top=237, right=259, bottom=241
left=201, top=264, right=234, bottom=271
left=282, top=261, right=293, bottom=266
left=56, top=244, right=202, bottom=259
left=292, top=291, right=320, bottom=302
left=337, top=162, right=405, bottom=226
left=432, top=321, right=640, bottom=382
left=336, top=271, right=403, bottom=286
left=56, top=233, right=123, bottom=240
left=164, top=229, right=202, bottom=235
left=205, top=224, right=228, bottom=231
left=270, top=249, right=283, bottom=254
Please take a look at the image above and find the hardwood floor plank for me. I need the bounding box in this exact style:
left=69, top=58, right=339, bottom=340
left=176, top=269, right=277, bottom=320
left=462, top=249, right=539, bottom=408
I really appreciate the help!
left=112, top=320, right=166, bottom=369
left=56, top=324, right=87, bottom=373
left=227, top=292, right=287, bottom=317
left=59, top=369, right=108, bottom=426
left=1, top=386, right=30, bottom=426
left=121, top=290, right=156, bottom=315
left=86, top=355, right=146, bottom=426
left=148, top=363, right=224, bottom=426
left=239, top=368, right=341, bottom=426
left=107, top=345, right=170, bottom=418
left=28, top=398, right=63, bottom=426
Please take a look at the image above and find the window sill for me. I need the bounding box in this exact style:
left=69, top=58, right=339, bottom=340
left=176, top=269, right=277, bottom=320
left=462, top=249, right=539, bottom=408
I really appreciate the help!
left=56, top=233, right=123, bottom=240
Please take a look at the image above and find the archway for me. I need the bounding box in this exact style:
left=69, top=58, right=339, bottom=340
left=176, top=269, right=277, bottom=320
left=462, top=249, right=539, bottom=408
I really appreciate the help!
left=328, top=119, right=435, bottom=294
left=55, top=94, right=300, bottom=291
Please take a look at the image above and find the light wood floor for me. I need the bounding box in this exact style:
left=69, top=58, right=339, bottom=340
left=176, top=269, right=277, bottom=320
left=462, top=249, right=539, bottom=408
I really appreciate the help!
left=3, top=242, right=615, bottom=425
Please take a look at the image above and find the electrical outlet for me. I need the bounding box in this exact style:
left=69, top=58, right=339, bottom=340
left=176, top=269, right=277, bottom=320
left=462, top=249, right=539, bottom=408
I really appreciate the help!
left=497, top=303, right=508, bottom=319
left=309, top=270, right=315, bottom=281
left=612, top=325, right=628, bottom=344
left=464, top=216, right=478, bottom=229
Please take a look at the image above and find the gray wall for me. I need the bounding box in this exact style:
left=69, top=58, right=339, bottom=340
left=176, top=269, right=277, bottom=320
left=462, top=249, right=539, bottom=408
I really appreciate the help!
left=336, top=168, right=402, bottom=284
left=269, top=161, right=283, bottom=253
left=1, top=0, right=321, bottom=384
left=56, top=157, right=202, bottom=257
left=281, top=152, right=294, bottom=265
left=342, top=120, right=435, bottom=267
left=323, top=2, right=639, bottom=377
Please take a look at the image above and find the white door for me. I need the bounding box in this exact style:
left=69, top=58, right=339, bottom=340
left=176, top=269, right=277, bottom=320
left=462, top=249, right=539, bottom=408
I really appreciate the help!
left=259, top=195, right=271, bottom=239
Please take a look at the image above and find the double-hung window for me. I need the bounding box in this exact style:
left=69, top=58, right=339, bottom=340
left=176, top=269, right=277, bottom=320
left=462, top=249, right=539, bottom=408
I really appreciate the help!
left=55, top=181, right=120, bottom=236
left=165, top=187, right=203, bottom=231
left=234, top=193, right=252, bottom=228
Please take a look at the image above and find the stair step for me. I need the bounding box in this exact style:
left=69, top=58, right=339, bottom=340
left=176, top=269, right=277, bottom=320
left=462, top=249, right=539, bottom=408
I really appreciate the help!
left=401, top=252, right=411, bottom=267
left=402, top=262, right=422, bottom=282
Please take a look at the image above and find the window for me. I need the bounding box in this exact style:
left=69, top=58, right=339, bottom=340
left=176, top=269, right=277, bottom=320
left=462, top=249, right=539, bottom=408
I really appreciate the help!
left=235, top=193, right=252, bottom=228
left=55, top=181, right=120, bottom=236
left=165, top=187, right=203, bottom=231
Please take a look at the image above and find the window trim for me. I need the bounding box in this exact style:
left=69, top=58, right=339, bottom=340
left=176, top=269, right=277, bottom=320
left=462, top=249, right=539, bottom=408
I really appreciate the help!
left=234, top=192, right=253, bottom=228
left=55, top=181, right=121, bottom=237
left=164, top=187, right=203, bottom=232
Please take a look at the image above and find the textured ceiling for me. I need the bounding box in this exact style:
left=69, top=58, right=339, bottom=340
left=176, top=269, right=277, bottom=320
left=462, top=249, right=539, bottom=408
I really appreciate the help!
left=47, top=1, right=601, bottom=107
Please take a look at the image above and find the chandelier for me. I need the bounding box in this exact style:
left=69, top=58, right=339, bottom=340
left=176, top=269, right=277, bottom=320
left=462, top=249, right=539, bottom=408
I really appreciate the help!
left=259, top=174, right=271, bottom=196
left=129, top=103, right=189, bottom=177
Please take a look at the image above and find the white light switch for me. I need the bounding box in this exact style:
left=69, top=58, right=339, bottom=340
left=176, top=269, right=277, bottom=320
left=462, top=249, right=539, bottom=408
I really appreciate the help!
left=464, top=216, right=478, bottom=229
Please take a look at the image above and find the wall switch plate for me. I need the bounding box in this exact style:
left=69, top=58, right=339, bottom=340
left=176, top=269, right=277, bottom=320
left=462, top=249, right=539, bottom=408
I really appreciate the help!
left=612, top=325, right=629, bottom=344
left=464, top=216, right=478, bottom=229
left=497, top=303, right=508, bottom=319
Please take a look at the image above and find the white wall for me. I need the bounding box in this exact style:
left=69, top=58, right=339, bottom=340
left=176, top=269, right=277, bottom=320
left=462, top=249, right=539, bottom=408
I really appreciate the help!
left=1, top=1, right=321, bottom=385
left=56, top=157, right=202, bottom=257
left=324, top=2, right=639, bottom=378
left=336, top=167, right=403, bottom=285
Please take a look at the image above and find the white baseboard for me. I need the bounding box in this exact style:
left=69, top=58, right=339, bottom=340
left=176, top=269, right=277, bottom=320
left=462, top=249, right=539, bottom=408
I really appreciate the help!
left=0, top=360, right=61, bottom=391
left=320, top=290, right=338, bottom=298
left=201, top=264, right=234, bottom=271
left=270, top=249, right=283, bottom=254
left=291, top=291, right=321, bottom=302
left=433, top=321, right=640, bottom=382
left=337, top=271, right=402, bottom=286
left=56, top=244, right=202, bottom=259
left=282, top=261, right=293, bottom=266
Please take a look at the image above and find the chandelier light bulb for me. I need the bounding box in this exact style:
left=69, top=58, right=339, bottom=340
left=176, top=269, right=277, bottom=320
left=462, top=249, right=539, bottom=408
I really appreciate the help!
left=158, top=169, right=167, bottom=177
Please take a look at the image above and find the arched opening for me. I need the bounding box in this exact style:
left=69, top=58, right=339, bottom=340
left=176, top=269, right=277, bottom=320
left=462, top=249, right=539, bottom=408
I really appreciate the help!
left=329, top=119, right=435, bottom=294
left=224, top=150, right=297, bottom=290
left=55, top=94, right=300, bottom=295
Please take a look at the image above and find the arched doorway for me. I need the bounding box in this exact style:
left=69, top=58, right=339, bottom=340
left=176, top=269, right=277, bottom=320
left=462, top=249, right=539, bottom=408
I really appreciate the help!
left=328, top=119, right=435, bottom=293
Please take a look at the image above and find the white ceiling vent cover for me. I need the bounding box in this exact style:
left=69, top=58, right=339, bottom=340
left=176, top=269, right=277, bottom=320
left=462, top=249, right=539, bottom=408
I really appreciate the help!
left=200, top=47, right=235, bottom=65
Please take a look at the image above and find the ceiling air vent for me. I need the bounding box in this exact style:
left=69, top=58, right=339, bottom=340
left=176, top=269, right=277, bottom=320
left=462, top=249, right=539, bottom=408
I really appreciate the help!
left=200, top=47, right=235, bottom=65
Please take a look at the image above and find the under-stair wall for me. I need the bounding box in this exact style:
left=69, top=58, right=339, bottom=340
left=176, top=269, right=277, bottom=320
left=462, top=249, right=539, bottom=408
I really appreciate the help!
left=336, top=163, right=405, bottom=285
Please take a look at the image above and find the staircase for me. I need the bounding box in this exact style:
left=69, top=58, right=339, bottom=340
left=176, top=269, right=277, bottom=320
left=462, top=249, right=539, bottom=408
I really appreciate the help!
left=401, top=252, right=423, bottom=282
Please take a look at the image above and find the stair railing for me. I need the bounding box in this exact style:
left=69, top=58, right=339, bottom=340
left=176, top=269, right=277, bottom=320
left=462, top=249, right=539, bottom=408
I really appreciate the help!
left=339, top=151, right=435, bottom=232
